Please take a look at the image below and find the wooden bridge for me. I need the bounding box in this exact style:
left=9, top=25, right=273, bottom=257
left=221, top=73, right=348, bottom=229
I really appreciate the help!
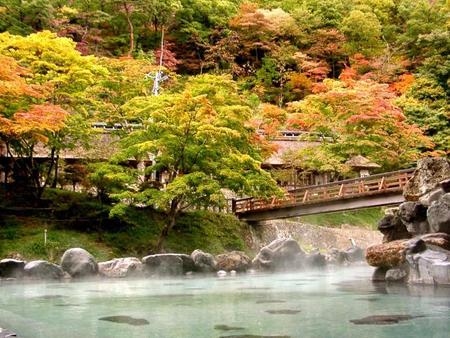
left=233, top=168, right=414, bottom=222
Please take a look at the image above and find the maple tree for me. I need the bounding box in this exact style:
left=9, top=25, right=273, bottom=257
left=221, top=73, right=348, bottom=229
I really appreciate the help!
left=286, top=79, right=434, bottom=173
left=105, top=74, right=281, bottom=251
left=0, top=32, right=107, bottom=198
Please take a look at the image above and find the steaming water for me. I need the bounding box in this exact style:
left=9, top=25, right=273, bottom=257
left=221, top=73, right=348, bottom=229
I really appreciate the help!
left=1, top=265, right=449, bottom=338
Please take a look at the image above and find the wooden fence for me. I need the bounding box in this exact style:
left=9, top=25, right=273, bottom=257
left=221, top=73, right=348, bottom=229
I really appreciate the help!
left=234, top=168, right=415, bottom=214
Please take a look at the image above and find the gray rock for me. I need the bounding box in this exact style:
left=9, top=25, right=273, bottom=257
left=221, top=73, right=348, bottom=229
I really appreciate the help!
left=304, top=252, right=327, bottom=268
left=377, top=214, right=411, bottom=242
left=0, top=328, right=17, bottom=337
left=345, top=246, right=365, bottom=262
left=427, top=193, right=450, bottom=233
left=60, top=248, right=98, bottom=278
left=191, top=250, right=217, bottom=273
left=0, top=259, right=25, bottom=278
left=252, top=238, right=304, bottom=271
left=385, top=266, right=408, bottom=282
left=215, top=251, right=251, bottom=272
left=419, top=187, right=444, bottom=207
left=372, top=267, right=387, bottom=281
left=406, top=248, right=450, bottom=284
left=441, top=178, right=450, bottom=193
left=24, top=260, right=64, bottom=280
left=142, top=254, right=193, bottom=276
left=98, top=258, right=143, bottom=278
left=403, top=157, right=450, bottom=201
left=327, top=248, right=348, bottom=265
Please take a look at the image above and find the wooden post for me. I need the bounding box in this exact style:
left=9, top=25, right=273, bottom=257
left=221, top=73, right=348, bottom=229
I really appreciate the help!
left=338, top=184, right=345, bottom=197
left=302, top=190, right=309, bottom=203
left=231, top=198, right=236, bottom=213
left=378, top=177, right=385, bottom=190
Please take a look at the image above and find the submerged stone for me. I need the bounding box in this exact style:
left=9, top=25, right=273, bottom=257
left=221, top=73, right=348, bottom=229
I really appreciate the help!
left=98, top=316, right=149, bottom=326
left=265, top=310, right=301, bottom=315
left=214, top=324, right=245, bottom=331
left=219, top=335, right=290, bottom=338
left=0, top=328, right=17, bottom=337
left=34, top=295, right=64, bottom=300
left=350, top=314, right=421, bottom=325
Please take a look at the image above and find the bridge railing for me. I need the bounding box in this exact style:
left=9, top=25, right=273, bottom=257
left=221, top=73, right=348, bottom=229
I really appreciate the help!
left=234, top=168, right=415, bottom=214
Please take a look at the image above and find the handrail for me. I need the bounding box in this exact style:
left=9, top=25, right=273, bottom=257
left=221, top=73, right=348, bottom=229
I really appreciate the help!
left=288, top=168, right=415, bottom=192
left=234, top=168, right=415, bottom=214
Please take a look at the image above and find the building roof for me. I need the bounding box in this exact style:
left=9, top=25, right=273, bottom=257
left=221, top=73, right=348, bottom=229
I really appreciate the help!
left=345, top=155, right=381, bottom=169
left=263, top=139, right=319, bottom=166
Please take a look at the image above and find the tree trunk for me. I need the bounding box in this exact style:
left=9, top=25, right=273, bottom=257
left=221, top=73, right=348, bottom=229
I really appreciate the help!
left=51, top=153, right=59, bottom=188
left=124, top=5, right=134, bottom=57
left=155, top=200, right=178, bottom=252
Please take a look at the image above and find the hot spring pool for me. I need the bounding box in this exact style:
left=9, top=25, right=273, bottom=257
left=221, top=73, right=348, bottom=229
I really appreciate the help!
left=1, top=265, right=449, bottom=338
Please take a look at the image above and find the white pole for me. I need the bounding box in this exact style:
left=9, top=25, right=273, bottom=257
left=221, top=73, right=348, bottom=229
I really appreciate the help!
left=44, top=229, right=47, bottom=246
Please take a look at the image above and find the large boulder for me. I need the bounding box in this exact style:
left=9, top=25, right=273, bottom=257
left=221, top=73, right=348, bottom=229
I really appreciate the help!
left=252, top=238, right=304, bottom=271
left=98, top=258, right=143, bottom=278
left=406, top=249, right=450, bottom=285
left=366, top=233, right=450, bottom=269
left=191, top=250, right=217, bottom=273
left=427, top=193, right=450, bottom=233
left=60, top=248, right=98, bottom=278
left=304, top=252, right=327, bottom=268
left=398, top=201, right=429, bottom=236
left=0, top=259, right=25, bottom=278
left=215, top=251, right=251, bottom=272
left=403, top=157, right=450, bottom=202
left=142, top=254, right=194, bottom=276
left=24, top=260, right=64, bottom=280
left=377, top=214, right=411, bottom=242
left=366, top=240, right=410, bottom=268
left=327, top=246, right=364, bottom=265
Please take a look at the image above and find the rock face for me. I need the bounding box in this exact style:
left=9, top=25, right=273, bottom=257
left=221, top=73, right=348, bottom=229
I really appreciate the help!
left=377, top=213, right=411, bottom=242
left=24, top=260, right=64, bottom=280
left=427, top=193, right=450, bottom=233
left=407, top=249, right=450, bottom=284
left=98, top=258, right=143, bottom=278
left=398, top=202, right=429, bottom=236
left=0, top=259, right=25, bottom=278
left=403, top=157, right=450, bottom=202
left=215, top=251, right=251, bottom=272
left=60, top=248, right=98, bottom=278
left=142, top=254, right=194, bottom=276
left=366, top=233, right=450, bottom=285
left=252, top=238, right=304, bottom=271
left=191, top=250, right=217, bottom=273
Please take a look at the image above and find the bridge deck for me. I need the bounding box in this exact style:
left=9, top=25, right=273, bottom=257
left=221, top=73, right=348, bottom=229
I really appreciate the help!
left=234, top=168, right=414, bottom=221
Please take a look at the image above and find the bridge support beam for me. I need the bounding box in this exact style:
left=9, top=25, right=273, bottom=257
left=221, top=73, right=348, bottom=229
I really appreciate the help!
left=239, top=192, right=405, bottom=222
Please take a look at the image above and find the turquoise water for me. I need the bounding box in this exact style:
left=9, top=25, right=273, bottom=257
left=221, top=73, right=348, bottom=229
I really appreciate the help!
left=0, top=265, right=449, bottom=338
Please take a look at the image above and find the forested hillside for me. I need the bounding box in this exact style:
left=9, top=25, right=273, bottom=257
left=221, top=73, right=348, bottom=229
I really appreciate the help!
left=1, top=0, right=448, bottom=170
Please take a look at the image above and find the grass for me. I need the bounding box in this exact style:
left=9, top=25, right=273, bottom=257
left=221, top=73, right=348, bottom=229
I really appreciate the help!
left=298, top=207, right=384, bottom=230
left=0, top=216, right=113, bottom=262
left=0, top=195, right=251, bottom=262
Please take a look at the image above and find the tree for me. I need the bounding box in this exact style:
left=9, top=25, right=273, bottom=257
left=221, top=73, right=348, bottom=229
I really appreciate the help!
left=0, top=31, right=107, bottom=198
left=108, top=74, right=281, bottom=251
left=0, top=55, right=69, bottom=197
left=340, top=9, right=383, bottom=56
left=286, top=79, right=433, bottom=173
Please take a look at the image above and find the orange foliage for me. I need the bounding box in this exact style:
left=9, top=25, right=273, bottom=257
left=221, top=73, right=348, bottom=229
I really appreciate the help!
left=390, top=74, right=415, bottom=94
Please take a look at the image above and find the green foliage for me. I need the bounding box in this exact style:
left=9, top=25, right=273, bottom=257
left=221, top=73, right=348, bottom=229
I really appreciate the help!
left=110, top=74, right=281, bottom=217
left=299, top=207, right=384, bottom=230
